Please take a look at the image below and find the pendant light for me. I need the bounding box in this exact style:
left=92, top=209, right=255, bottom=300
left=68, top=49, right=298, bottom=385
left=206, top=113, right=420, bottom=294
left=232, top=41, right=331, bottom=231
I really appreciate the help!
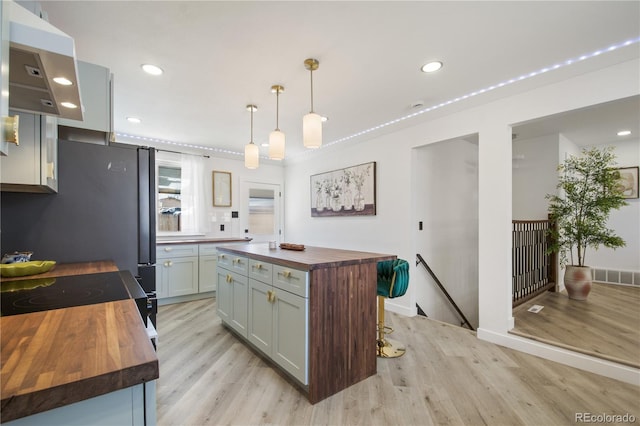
left=244, top=104, right=259, bottom=169
left=269, top=85, right=285, bottom=160
left=303, top=58, right=322, bottom=149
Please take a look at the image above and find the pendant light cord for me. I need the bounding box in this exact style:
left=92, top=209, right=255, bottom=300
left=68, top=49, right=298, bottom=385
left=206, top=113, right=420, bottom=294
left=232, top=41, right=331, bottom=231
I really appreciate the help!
left=276, top=90, right=280, bottom=130
left=309, top=69, right=314, bottom=113
left=250, top=107, right=254, bottom=143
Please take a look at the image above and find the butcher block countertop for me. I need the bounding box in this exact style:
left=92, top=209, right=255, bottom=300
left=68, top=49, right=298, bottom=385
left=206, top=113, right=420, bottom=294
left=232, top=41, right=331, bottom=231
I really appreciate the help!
left=0, top=262, right=159, bottom=422
left=217, top=243, right=395, bottom=270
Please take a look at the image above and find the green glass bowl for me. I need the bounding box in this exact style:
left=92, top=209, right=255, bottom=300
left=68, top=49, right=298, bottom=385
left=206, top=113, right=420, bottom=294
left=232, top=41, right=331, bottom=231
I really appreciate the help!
left=0, top=260, right=56, bottom=278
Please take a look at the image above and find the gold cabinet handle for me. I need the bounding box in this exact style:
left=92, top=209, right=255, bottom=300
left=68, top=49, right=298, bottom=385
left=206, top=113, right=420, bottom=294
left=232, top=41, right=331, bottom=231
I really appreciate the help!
left=219, top=254, right=226, bottom=260
left=164, top=247, right=172, bottom=252
left=267, top=290, right=276, bottom=303
left=164, top=260, right=172, bottom=267
left=253, top=263, right=263, bottom=270
left=278, top=271, right=298, bottom=280
left=226, top=274, right=232, bottom=283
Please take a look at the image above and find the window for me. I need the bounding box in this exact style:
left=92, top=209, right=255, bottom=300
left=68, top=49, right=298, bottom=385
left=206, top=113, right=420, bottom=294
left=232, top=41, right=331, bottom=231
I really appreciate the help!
left=158, top=165, right=181, bottom=232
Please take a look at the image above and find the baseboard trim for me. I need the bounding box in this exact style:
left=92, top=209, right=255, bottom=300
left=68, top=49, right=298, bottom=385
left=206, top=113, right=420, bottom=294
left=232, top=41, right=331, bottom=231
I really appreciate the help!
left=477, top=328, right=640, bottom=386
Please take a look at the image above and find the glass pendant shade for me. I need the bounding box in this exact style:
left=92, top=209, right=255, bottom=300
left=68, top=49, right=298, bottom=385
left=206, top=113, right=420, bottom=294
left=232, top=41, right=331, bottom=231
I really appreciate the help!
left=303, top=112, right=322, bottom=149
left=245, top=142, right=259, bottom=169
left=269, top=130, right=285, bottom=160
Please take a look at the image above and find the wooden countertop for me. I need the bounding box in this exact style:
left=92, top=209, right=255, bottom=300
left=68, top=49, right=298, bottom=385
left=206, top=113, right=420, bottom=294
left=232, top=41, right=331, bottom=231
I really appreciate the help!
left=157, top=237, right=252, bottom=245
left=217, top=243, right=395, bottom=271
left=0, top=262, right=159, bottom=422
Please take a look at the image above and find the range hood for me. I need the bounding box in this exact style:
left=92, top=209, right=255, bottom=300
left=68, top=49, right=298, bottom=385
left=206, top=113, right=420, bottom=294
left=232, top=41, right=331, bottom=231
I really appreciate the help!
left=8, top=1, right=83, bottom=121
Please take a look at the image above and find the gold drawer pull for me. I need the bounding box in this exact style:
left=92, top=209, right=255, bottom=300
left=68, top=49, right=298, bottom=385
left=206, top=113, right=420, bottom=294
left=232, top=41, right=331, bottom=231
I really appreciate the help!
left=278, top=271, right=298, bottom=280
left=164, top=260, right=172, bottom=267
left=219, top=254, right=226, bottom=260
left=267, top=290, right=276, bottom=303
left=226, top=274, right=233, bottom=283
left=253, top=263, right=263, bottom=270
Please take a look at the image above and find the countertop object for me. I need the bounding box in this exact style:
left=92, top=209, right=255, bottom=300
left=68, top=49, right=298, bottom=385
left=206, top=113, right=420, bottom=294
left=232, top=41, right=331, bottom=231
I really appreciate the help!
left=157, top=237, right=252, bottom=245
left=0, top=261, right=159, bottom=422
left=216, top=243, right=395, bottom=404
left=0, top=260, right=118, bottom=282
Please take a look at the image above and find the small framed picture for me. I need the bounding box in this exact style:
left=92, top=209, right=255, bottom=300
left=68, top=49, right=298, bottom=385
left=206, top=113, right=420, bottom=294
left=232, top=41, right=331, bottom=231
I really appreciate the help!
left=615, top=166, right=639, bottom=199
left=212, top=171, right=232, bottom=206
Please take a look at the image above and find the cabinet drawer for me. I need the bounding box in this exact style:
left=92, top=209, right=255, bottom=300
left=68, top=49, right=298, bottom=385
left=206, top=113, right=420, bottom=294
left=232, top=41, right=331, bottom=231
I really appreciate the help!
left=217, top=252, right=248, bottom=275
left=273, top=265, right=308, bottom=298
left=199, top=244, right=220, bottom=256
left=249, top=259, right=273, bottom=284
left=157, top=244, right=199, bottom=259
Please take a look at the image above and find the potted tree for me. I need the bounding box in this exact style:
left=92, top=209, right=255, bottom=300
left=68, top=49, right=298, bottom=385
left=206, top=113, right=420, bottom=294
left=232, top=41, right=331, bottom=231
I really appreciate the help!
left=546, top=146, right=627, bottom=300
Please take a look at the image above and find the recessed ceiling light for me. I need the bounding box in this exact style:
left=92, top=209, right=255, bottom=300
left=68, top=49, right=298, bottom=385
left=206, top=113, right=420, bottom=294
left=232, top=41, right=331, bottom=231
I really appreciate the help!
left=60, top=102, right=77, bottom=109
left=127, top=117, right=141, bottom=124
left=421, top=61, right=443, bottom=73
left=617, top=130, right=631, bottom=136
left=142, top=64, right=163, bottom=76
left=321, top=116, right=328, bottom=122
left=53, top=77, right=73, bottom=86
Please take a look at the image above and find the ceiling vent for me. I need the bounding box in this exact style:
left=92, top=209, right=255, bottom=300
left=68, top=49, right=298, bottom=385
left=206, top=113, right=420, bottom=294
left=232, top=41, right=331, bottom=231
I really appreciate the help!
left=8, top=1, right=83, bottom=121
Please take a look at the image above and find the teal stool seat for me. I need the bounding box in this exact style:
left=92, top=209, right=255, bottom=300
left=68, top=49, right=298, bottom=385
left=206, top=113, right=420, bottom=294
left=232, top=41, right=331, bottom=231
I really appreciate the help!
left=376, top=259, right=409, bottom=357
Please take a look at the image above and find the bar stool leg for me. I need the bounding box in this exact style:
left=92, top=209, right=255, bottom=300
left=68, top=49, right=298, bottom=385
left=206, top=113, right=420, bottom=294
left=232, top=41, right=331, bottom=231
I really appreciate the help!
left=377, top=296, right=406, bottom=358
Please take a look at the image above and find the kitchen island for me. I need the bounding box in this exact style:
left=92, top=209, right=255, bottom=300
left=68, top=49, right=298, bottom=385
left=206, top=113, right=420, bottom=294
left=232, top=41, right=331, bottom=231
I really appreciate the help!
left=0, top=262, right=159, bottom=424
left=216, top=243, right=395, bottom=404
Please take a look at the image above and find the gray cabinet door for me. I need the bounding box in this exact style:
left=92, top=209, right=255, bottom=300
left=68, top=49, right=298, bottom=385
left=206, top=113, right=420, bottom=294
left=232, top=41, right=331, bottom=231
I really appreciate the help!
left=248, top=279, right=273, bottom=356
left=272, top=288, right=308, bottom=385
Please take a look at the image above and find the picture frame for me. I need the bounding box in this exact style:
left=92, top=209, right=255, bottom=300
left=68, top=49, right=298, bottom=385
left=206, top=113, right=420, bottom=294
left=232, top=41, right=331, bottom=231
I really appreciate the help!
left=310, top=162, right=376, bottom=217
left=212, top=171, right=232, bottom=206
left=615, top=166, right=639, bottom=199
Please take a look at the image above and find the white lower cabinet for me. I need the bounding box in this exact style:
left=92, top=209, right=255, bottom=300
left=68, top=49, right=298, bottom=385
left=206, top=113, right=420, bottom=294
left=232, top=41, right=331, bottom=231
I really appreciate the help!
left=4, top=382, right=156, bottom=426
left=157, top=243, right=232, bottom=302
left=248, top=278, right=308, bottom=384
left=220, top=253, right=308, bottom=385
left=216, top=267, right=248, bottom=338
left=198, top=255, right=217, bottom=292
left=158, top=256, right=199, bottom=297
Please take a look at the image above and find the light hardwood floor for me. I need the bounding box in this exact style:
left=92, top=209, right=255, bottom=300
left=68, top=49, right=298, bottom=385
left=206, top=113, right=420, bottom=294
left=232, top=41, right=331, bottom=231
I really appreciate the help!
left=511, top=282, right=640, bottom=368
left=157, top=298, right=639, bottom=426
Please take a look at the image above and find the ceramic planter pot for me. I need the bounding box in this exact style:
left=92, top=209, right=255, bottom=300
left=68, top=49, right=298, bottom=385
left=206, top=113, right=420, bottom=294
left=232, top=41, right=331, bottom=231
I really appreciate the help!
left=564, top=265, right=592, bottom=301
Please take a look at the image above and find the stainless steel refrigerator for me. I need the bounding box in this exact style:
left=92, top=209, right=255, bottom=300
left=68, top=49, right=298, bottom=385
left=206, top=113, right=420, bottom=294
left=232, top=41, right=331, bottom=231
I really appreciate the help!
left=0, top=139, right=157, bottom=326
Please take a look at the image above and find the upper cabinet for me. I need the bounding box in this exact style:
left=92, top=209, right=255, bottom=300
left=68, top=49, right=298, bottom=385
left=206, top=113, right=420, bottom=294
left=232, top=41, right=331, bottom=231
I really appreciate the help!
left=58, top=61, right=113, bottom=140
left=0, top=110, right=58, bottom=193
left=1, top=1, right=10, bottom=156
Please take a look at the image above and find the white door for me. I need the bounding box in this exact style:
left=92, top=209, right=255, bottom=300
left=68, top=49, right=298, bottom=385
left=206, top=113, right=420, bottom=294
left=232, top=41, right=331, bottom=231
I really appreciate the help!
left=241, top=181, right=282, bottom=243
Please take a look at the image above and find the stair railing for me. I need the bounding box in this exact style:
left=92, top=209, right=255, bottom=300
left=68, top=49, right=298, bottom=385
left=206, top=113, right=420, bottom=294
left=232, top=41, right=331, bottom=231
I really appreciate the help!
left=416, top=254, right=475, bottom=331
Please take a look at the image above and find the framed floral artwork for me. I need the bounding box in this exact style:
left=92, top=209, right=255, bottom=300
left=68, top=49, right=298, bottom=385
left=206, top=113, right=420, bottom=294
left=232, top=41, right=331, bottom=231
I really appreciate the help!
left=310, top=162, right=376, bottom=217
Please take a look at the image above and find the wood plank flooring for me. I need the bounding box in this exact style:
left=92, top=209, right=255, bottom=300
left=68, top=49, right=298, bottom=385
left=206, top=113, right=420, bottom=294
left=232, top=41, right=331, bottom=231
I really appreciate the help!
left=511, top=282, right=640, bottom=368
left=157, top=298, right=640, bottom=426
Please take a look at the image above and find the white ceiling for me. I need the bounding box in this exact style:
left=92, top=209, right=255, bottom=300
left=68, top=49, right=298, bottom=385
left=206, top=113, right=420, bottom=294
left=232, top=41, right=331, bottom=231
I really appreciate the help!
left=37, top=1, right=640, bottom=161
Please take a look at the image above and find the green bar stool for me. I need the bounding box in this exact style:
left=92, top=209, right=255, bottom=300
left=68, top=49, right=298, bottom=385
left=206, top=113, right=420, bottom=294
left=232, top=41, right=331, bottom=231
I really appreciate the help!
left=376, top=259, right=409, bottom=357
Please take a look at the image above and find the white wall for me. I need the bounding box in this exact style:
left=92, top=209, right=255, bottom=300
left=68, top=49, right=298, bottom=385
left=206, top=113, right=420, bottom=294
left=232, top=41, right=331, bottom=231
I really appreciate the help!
left=284, top=58, right=640, bottom=384
left=512, top=134, right=559, bottom=220
left=586, top=138, right=640, bottom=271
left=415, top=138, right=478, bottom=328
